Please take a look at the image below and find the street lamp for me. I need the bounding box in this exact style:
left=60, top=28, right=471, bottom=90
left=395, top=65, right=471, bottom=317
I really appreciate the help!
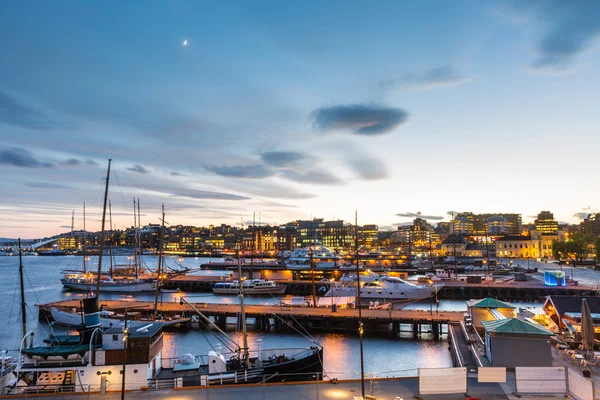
left=121, top=311, right=129, bottom=400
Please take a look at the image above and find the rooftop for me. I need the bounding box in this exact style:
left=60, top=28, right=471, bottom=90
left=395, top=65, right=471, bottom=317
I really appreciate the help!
left=482, top=318, right=553, bottom=336
left=468, top=298, right=516, bottom=309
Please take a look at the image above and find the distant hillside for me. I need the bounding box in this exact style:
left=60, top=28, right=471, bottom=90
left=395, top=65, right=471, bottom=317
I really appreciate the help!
left=0, top=238, right=36, bottom=245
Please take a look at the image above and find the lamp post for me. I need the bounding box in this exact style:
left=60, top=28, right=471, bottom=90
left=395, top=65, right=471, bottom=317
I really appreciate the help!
left=121, top=311, right=129, bottom=400
left=429, top=280, right=433, bottom=316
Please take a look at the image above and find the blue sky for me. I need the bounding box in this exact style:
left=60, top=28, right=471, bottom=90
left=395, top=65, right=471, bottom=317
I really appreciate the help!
left=1, top=1, right=599, bottom=238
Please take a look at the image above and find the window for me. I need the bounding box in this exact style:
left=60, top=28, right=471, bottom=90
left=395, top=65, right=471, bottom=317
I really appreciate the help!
left=112, top=334, right=119, bottom=342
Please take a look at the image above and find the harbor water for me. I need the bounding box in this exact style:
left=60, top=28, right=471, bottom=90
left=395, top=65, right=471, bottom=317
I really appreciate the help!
left=0, top=254, right=543, bottom=378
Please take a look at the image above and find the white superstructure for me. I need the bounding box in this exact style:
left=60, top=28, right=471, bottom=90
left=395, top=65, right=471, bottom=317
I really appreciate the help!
left=325, top=276, right=440, bottom=301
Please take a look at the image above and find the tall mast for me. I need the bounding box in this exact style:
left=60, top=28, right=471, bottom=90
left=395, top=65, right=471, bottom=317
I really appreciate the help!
left=109, top=200, right=114, bottom=280
left=82, top=202, right=87, bottom=274
left=237, top=239, right=249, bottom=367
left=95, top=159, right=111, bottom=295
left=18, top=239, right=27, bottom=348
left=71, top=210, right=75, bottom=236
left=133, top=198, right=138, bottom=278
left=135, top=197, right=142, bottom=281
left=153, top=204, right=166, bottom=319
left=355, top=210, right=365, bottom=398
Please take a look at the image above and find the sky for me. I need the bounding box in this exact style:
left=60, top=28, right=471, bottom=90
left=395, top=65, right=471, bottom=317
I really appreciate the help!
left=1, top=1, right=600, bottom=238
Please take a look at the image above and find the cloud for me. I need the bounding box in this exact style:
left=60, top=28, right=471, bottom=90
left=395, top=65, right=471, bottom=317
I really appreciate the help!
left=170, top=171, right=185, bottom=177
left=504, top=1, right=600, bottom=71
left=205, top=164, right=275, bottom=179
left=260, top=151, right=307, bottom=167
left=61, top=158, right=83, bottom=167
left=127, top=165, right=149, bottom=174
left=311, top=104, right=409, bottom=136
left=281, top=169, right=344, bottom=185
left=396, top=212, right=444, bottom=221
left=380, top=66, right=470, bottom=91
left=0, top=90, right=59, bottom=130
left=348, top=156, right=389, bottom=181
left=0, top=147, right=55, bottom=168
left=85, top=159, right=99, bottom=166
left=172, top=189, right=249, bottom=201
left=573, top=212, right=591, bottom=220
left=24, top=182, right=72, bottom=189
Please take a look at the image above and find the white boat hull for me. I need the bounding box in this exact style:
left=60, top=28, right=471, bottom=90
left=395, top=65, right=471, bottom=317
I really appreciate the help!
left=213, top=285, right=287, bottom=295
left=51, top=307, right=189, bottom=328
left=61, top=280, right=155, bottom=292
left=325, top=285, right=438, bottom=301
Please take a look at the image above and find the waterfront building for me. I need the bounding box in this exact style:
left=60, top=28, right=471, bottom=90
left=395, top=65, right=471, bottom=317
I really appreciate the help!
left=495, top=235, right=538, bottom=258
left=440, top=234, right=468, bottom=256
left=482, top=318, right=553, bottom=367
left=534, top=211, right=558, bottom=234
left=274, top=225, right=297, bottom=251
left=467, top=298, right=516, bottom=334
left=543, top=295, right=600, bottom=334
left=359, top=224, right=379, bottom=248
left=292, top=218, right=356, bottom=249
left=391, top=218, right=440, bottom=257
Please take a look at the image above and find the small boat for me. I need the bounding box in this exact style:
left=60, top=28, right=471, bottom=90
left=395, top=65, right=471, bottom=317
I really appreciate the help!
left=61, top=271, right=156, bottom=292
left=213, top=279, right=287, bottom=295
left=50, top=307, right=190, bottom=329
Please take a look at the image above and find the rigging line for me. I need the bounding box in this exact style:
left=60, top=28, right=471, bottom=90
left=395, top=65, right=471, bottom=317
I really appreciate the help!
left=111, top=169, right=128, bottom=209
left=269, top=312, right=320, bottom=346
left=7, top=276, right=19, bottom=324
left=23, top=268, right=41, bottom=305
left=246, top=290, right=320, bottom=345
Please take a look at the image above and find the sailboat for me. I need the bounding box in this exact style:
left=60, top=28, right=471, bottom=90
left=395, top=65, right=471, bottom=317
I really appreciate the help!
left=52, top=203, right=189, bottom=328
left=6, top=160, right=166, bottom=395
left=60, top=198, right=155, bottom=293
left=154, top=242, right=324, bottom=386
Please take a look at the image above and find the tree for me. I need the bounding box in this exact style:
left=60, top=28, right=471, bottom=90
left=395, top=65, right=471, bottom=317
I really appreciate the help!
left=595, top=236, right=600, bottom=263
left=552, top=233, right=593, bottom=263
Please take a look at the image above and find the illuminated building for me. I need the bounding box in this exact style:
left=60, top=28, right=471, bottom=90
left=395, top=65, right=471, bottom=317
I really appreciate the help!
left=453, top=212, right=522, bottom=235
left=440, top=235, right=468, bottom=256
left=495, top=235, right=539, bottom=258
left=534, top=211, right=558, bottom=234
left=581, top=213, right=600, bottom=237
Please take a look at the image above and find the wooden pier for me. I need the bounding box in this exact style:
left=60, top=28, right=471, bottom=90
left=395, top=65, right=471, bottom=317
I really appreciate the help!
left=38, top=300, right=463, bottom=339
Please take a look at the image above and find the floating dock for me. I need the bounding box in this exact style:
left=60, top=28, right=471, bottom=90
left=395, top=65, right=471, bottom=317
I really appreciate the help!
left=38, top=300, right=463, bottom=338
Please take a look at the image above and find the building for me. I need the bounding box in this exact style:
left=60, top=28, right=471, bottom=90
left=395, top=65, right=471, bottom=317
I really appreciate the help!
left=581, top=213, right=600, bottom=237
left=293, top=218, right=357, bottom=249
left=358, top=224, right=379, bottom=248
left=440, top=235, right=468, bottom=257
left=452, top=212, right=522, bottom=235
left=467, top=298, right=516, bottom=334
left=543, top=295, right=600, bottom=334
left=274, top=226, right=297, bottom=251
left=534, top=211, right=558, bottom=234
left=391, top=218, right=440, bottom=257
left=482, top=318, right=554, bottom=367
left=464, top=242, right=484, bottom=258
left=495, top=235, right=539, bottom=258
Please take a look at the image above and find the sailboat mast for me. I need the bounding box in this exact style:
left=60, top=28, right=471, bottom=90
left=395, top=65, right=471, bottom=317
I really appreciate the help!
left=137, top=198, right=141, bottom=278
left=355, top=210, right=365, bottom=398
left=153, top=204, right=165, bottom=319
left=133, top=198, right=138, bottom=278
left=83, top=202, right=87, bottom=274
left=95, top=159, right=111, bottom=295
left=18, top=238, right=27, bottom=348
left=237, top=241, right=249, bottom=367
left=109, top=200, right=114, bottom=280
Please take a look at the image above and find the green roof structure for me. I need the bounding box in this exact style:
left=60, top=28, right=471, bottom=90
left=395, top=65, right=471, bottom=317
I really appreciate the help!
left=482, top=318, right=553, bottom=336
left=469, top=298, right=516, bottom=309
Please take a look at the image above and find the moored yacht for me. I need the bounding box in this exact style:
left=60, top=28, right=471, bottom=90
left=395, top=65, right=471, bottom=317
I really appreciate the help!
left=325, top=275, right=441, bottom=301
left=61, top=271, right=155, bottom=292
left=286, top=242, right=340, bottom=270
left=213, top=279, right=287, bottom=295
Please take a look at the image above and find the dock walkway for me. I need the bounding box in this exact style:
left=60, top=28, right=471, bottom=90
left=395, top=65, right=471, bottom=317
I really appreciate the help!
left=39, top=300, right=464, bottom=336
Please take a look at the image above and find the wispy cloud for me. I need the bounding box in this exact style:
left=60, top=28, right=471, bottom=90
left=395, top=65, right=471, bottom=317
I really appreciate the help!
left=396, top=212, right=444, bottom=221
left=127, top=164, right=150, bottom=174
left=348, top=155, right=389, bottom=181
left=172, top=188, right=250, bottom=201
left=24, top=182, right=72, bottom=189
left=0, top=147, right=55, bottom=168
left=311, top=104, right=409, bottom=136
left=503, top=1, right=600, bottom=72
left=281, top=169, right=344, bottom=185
left=380, top=66, right=470, bottom=91
left=0, top=90, right=60, bottom=130
left=62, top=158, right=82, bottom=167
left=260, top=151, right=307, bottom=167
left=205, top=165, right=275, bottom=179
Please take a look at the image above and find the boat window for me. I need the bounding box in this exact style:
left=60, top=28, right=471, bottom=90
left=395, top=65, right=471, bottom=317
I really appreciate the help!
left=112, top=334, right=119, bottom=342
